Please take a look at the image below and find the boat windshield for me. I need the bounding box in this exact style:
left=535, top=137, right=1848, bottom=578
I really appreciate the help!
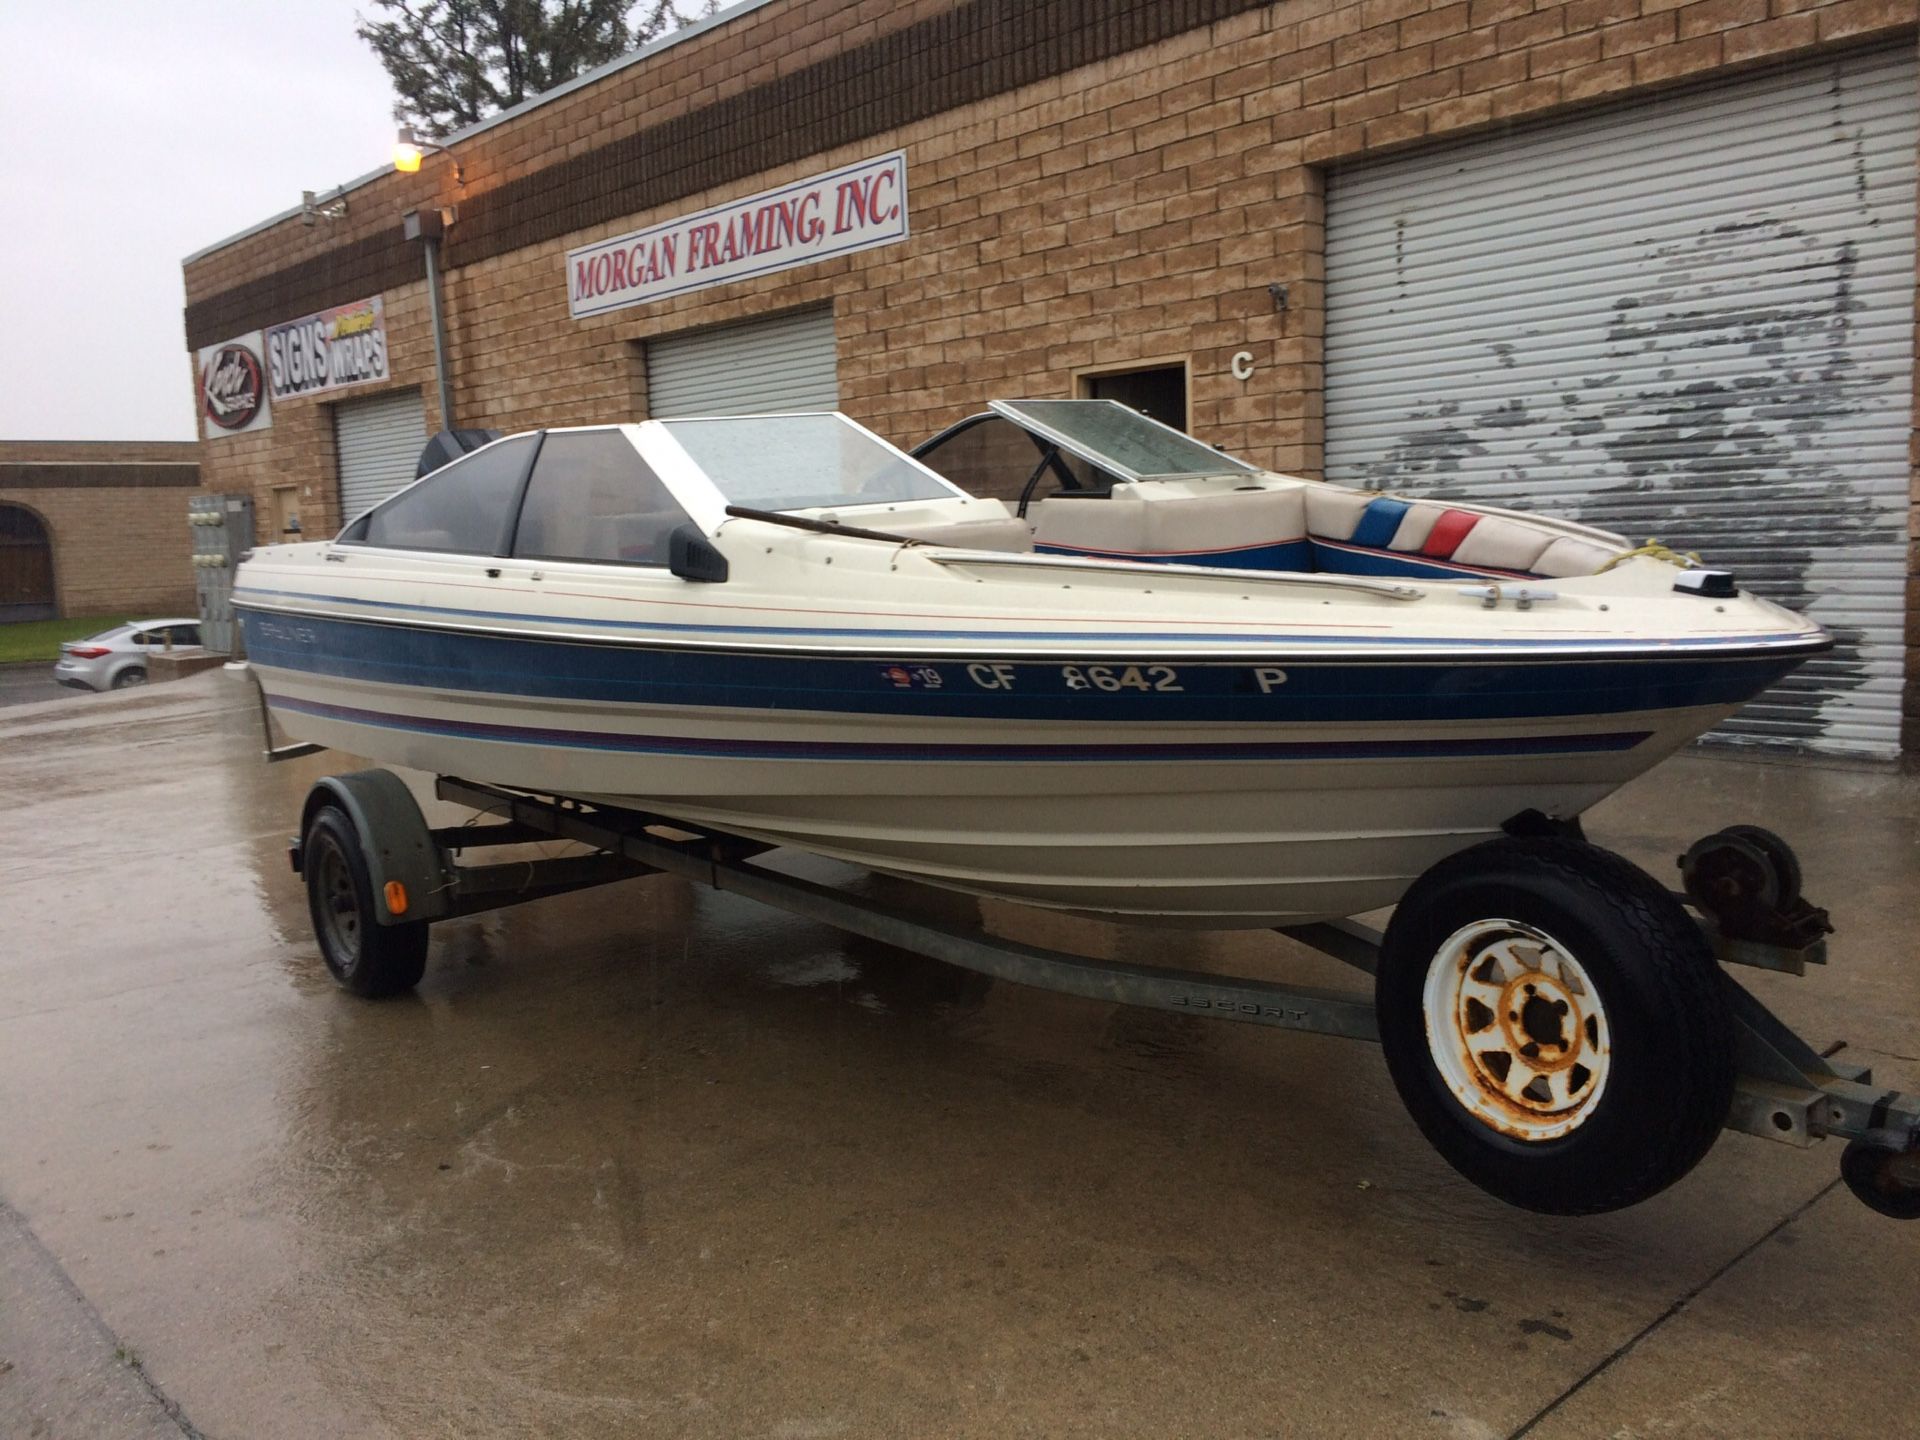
left=659, top=413, right=964, bottom=512
left=988, top=399, right=1259, bottom=482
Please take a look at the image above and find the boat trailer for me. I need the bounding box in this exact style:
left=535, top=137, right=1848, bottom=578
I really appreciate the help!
left=287, top=767, right=1920, bottom=1220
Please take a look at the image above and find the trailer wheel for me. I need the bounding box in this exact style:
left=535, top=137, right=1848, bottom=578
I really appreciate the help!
left=1376, top=837, right=1734, bottom=1215
left=303, top=805, right=429, bottom=997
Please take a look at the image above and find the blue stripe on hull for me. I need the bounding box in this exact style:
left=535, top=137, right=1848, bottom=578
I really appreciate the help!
left=239, top=607, right=1803, bottom=726
left=273, top=694, right=1652, bottom=762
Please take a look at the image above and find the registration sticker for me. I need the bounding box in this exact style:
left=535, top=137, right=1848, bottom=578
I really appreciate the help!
left=880, top=664, right=944, bottom=689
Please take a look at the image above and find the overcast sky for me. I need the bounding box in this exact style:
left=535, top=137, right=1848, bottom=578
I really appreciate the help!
left=0, top=3, right=397, bottom=441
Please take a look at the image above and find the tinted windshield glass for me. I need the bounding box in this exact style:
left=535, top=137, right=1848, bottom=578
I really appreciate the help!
left=513, top=430, right=690, bottom=567
left=990, top=400, right=1256, bottom=480
left=661, top=414, right=960, bottom=511
left=352, top=436, right=535, bottom=552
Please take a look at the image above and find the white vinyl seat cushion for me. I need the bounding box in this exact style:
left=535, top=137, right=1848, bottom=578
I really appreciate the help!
left=1532, top=535, right=1622, bottom=578
left=1303, top=486, right=1374, bottom=542
left=1146, top=488, right=1306, bottom=553
left=1387, top=502, right=1445, bottom=552
left=1450, top=517, right=1555, bottom=572
left=1033, top=487, right=1308, bottom=558
left=1031, top=495, right=1156, bottom=553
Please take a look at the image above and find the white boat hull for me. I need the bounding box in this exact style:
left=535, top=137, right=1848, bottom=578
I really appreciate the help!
left=255, top=663, right=1736, bottom=925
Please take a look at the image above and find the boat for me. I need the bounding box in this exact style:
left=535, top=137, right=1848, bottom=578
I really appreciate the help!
left=234, top=400, right=1829, bottom=927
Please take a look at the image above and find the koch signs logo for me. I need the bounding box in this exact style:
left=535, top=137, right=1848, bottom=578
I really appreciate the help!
left=196, top=332, right=272, bottom=438
left=567, top=151, right=909, bottom=318
left=265, top=295, right=390, bottom=401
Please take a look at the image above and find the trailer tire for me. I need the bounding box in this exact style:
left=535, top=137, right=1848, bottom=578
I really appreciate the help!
left=1377, top=836, right=1733, bottom=1216
left=303, top=804, right=429, bottom=997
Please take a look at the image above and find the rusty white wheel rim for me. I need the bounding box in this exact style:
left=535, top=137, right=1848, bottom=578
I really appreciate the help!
left=1422, top=919, right=1610, bottom=1142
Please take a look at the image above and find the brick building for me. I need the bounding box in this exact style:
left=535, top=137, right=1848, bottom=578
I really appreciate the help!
left=182, top=0, right=1920, bottom=755
left=0, top=441, right=202, bottom=621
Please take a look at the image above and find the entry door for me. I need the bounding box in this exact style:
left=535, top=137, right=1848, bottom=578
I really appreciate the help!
left=334, top=389, right=429, bottom=524
left=270, top=486, right=301, bottom=540
left=647, top=307, right=837, bottom=417
left=1082, top=365, right=1188, bottom=432
left=0, top=504, right=55, bottom=620
left=1324, top=46, right=1917, bottom=756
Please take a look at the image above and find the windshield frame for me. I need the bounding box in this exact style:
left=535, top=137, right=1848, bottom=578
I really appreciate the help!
left=985, top=398, right=1258, bottom=482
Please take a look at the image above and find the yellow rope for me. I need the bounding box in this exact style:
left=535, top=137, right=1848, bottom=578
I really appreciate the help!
left=1597, top=538, right=1703, bottom=573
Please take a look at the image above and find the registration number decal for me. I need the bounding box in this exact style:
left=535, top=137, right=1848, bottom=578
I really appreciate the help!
left=1060, top=664, right=1183, bottom=693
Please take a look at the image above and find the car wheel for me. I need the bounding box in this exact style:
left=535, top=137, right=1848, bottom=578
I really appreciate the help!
left=111, top=667, right=147, bottom=689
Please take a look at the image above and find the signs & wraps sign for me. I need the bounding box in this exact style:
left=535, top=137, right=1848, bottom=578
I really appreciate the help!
left=196, top=331, right=272, bottom=438
left=567, top=151, right=909, bottom=318
left=266, top=295, right=390, bottom=401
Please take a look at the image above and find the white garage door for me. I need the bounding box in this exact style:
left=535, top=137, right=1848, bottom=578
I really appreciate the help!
left=1325, top=46, right=1917, bottom=756
left=647, top=307, right=837, bottom=417
left=335, top=389, right=429, bottom=523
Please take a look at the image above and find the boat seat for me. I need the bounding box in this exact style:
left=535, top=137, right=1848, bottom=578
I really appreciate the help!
left=1308, top=492, right=1604, bottom=579
left=1532, top=535, right=1622, bottom=578
left=1023, top=482, right=1622, bottom=580
left=1032, top=485, right=1312, bottom=570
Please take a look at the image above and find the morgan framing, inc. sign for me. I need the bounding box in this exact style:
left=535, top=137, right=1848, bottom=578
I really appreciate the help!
left=567, top=151, right=908, bottom=319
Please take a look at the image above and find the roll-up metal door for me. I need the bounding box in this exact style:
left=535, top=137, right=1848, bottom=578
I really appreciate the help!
left=1325, top=46, right=1917, bottom=757
left=647, top=307, right=837, bottom=417
left=334, top=389, right=428, bottom=522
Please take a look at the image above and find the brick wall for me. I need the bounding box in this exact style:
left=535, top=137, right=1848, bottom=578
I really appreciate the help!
left=183, top=0, right=1920, bottom=744
left=196, top=292, right=441, bottom=542
left=0, top=442, right=203, bottom=618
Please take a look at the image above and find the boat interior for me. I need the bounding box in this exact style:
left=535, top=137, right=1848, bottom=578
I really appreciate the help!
left=329, top=401, right=1629, bottom=587
left=907, top=400, right=1627, bottom=581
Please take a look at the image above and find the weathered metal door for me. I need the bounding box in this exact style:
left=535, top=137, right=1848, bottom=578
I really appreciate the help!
left=189, top=493, right=254, bottom=655
left=1324, top=45, right=1917, bottom=756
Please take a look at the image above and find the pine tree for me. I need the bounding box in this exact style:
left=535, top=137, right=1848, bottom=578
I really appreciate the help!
left=358, top=1, right=707, bottom=137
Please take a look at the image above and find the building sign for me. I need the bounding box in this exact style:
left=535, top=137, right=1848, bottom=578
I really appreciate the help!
left=196, top=332, right=272, bottom=438
left=265, top=295, right=390, bottom=401
left=567, top=151, right=909, bottom=319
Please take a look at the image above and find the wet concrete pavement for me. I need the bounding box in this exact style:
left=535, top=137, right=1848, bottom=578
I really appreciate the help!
left=0, top=670, right=1915, bottom=1439
left=0, top=662, right=79, bottom=709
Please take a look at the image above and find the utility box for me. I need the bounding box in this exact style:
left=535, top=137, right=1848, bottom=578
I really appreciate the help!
left=188, top=493, right=254, bottom=655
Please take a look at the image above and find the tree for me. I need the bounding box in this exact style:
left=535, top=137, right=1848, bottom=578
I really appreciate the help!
left=358, top=1, right=710, bottom=137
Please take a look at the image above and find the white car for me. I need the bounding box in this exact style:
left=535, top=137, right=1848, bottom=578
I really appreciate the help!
left=52, top=618, right=202, bottom=692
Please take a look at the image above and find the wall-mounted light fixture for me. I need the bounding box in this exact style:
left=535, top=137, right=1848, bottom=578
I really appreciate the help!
left=394, top=126, right=464, bottom=185
left=301, top=189, right=348, bottom=226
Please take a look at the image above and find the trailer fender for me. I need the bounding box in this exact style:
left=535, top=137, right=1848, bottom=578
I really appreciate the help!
left=293, top=769, right=451, bottom=924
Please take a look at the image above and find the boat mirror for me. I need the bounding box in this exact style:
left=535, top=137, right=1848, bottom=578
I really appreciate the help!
left=668, top=524, right=730, bottom=583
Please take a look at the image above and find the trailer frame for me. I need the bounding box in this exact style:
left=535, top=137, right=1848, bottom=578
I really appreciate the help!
left=286, top=769, right=1920, bottom=1218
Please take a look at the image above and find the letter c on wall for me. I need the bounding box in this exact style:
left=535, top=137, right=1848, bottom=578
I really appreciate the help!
left=1230, top=351, right=1255, bottom=382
